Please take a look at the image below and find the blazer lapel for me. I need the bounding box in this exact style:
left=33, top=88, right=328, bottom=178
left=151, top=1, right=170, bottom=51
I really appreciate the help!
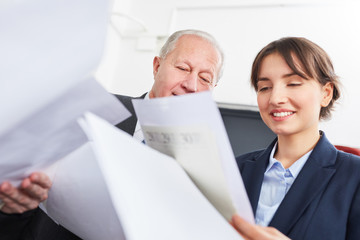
left=241, top=141, right=276, bottom=213
left=114, top=93, right=147, bottom=135
left=269, top=133, right=337, bottom=234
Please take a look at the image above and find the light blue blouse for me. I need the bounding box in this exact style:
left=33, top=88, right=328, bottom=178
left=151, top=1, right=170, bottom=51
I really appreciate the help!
left=255, top=143, right=312, bottom=226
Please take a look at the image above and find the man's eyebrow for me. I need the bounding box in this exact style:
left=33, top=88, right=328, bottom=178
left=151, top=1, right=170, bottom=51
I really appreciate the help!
left=181, top=60, right=192, bottom=66
left=175, top=60, right=189, bottom=66
left=186, top=61, right=215, bottom=77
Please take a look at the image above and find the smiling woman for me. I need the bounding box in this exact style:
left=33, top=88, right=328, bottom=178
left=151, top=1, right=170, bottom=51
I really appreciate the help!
left=254, top=52, right=334, bottom=145
left=235, top=37, right=360, bottom=240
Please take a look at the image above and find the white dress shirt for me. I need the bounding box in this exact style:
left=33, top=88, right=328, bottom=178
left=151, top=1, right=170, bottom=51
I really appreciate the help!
left=132, top=92, right=150, bottom=142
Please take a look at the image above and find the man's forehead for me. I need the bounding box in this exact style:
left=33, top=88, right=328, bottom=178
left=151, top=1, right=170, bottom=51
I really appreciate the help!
left=166, top=35, right=220, bottom=74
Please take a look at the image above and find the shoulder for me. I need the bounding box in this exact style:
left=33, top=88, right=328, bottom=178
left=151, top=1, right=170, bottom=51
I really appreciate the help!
left=235, top=139, right=276, bottom=168
left=313, top=132, right=360, bottom=170
left=336, top=151, right=360, bottom=238
left=113, top=93, right=147, bottom=99
left=335, top=149, right=360, bottom=172
left=235, top=149, right=266, bottom=164
left=113, top=93, right=147, bottom=111
left=113, top=94, right=134, bottom=103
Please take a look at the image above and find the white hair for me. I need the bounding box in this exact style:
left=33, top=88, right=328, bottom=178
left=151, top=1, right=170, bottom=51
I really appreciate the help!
left=159, top=29, right=225, bottom=82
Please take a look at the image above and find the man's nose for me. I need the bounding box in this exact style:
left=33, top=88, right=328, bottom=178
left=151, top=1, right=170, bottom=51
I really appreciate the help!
left=181, top=72, right=198, bottom=92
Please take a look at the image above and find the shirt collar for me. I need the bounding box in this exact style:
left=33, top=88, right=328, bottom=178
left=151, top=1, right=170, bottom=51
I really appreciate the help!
left=133, top=92, right=150, bottom=141
left=144, top=92, right=150, bottom=100
left=266, top=142, right=312, bottom=178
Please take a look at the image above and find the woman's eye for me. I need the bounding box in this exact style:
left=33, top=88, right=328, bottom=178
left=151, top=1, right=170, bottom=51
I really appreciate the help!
left=288, top=83, right=302, bottom=87
left=258, top=87, right=270, bottom=92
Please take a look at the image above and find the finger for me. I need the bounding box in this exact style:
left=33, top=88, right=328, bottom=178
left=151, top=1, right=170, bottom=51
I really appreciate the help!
left=0, top=181, right=17, bottom=197
left=1, top=193, right=40, bottom=213
left=0, top=182, right=12, bottom=203
left=0, top=199, right=30, bottom=214
left=231, top=215, right=251, bottom=232
left=0, top=182, right=38, bottom=213
left=229, top=221, right=240, bottom=233
left=232, top=215, right=290, bottom=240
left=262, top=227, right=291, bottom=240
left=0, top=182, right=15, bottom=205
left=21, top=180, right=48, bottom=201
left=2, top=182, right=39, bottom=207
left=3, top=185, right=32, bottom=206
left=231, top=215, right=265, bottom=240
left=29, top=172, right=52, bottom=189
left=229, top=220, right=250, bottom=240
left=21, top=173, right=51, bottom=201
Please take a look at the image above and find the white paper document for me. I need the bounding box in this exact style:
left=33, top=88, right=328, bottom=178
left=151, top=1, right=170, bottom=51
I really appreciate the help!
left=67, top=112, right=243, bottom=240
left=132, top=91, right=254, bottom=223
left=0, top=0, right=131, bottom=186
left=0, top=78, right=130, bottom=186
left=0, top=0, right=111, bottom=136
left=45, top=143, right=126, bottom=240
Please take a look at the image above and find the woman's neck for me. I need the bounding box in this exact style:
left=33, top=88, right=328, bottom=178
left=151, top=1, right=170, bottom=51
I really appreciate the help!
left=274, top=130, right=320, bottom=169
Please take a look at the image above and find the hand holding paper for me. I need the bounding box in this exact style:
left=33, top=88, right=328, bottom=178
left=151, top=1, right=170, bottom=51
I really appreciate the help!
left=0, top=172, right=51, bottom=214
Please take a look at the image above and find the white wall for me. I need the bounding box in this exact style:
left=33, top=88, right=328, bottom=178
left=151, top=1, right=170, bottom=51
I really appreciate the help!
left=95, top=0, right=360, bottom=148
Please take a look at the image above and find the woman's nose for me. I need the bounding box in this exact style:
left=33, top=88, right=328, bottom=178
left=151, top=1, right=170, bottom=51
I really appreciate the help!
left=269, top=85, right=287, bottom=105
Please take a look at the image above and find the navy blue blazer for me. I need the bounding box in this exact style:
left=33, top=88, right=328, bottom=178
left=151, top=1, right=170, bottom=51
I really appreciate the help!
left=236, top=132, right=360, bottom=240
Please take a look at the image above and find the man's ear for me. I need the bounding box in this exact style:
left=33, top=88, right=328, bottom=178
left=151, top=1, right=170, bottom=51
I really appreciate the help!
left=321, top=82, right=334, bottom=107
left=153, top=56, right=161, bottom=77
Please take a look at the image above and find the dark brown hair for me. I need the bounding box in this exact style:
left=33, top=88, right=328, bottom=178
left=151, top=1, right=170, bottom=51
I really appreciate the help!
left=251, top=37, right=340, bottom=120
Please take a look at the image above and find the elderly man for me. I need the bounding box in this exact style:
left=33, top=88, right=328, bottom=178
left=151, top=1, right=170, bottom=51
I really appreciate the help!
left=115, top=29, right=224, bottom=140
left=0, top=29, right=224, bottom=239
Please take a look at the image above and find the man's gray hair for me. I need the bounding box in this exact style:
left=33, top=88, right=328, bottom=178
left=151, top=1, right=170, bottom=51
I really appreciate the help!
left=159, top=29, right=225, bottom=82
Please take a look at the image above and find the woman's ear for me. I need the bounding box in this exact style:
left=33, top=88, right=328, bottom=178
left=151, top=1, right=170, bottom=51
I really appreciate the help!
left=321, top=82, right=334, bottom=107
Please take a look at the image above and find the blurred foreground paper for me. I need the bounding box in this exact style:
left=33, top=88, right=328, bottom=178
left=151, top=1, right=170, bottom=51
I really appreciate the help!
left=0, top=78, right=130, bottom=185
left=0, top=0, right=111, bottom=135
left=58, top=112, right=242, bottom=240
left=132, top=91, right=254, bottom=223
left=46, top=142, right=126, bottom=240
left=0, top=0, right=131, bottom=185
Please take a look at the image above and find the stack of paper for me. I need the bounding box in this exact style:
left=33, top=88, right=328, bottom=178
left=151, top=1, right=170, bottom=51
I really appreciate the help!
left=133, top=91, right=254, bottom=223
left=71, top=112, right=243, bottom=240
left=46, top=92, right=252, bottom=240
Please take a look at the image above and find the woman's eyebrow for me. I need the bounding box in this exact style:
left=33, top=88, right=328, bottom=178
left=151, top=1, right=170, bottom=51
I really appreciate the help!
left=283, top=72, right=298, bottom=78
left=257, top=77, right=269, bottom=82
